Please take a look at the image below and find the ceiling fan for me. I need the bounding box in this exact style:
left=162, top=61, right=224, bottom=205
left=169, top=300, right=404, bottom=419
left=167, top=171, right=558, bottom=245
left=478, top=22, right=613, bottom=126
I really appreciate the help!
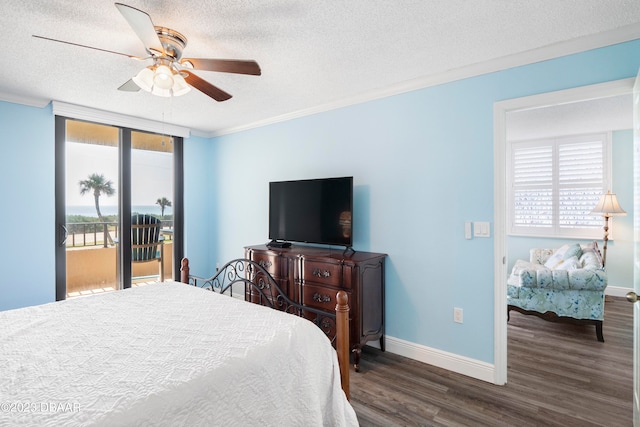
left=33, top=2, right=261, bottom=101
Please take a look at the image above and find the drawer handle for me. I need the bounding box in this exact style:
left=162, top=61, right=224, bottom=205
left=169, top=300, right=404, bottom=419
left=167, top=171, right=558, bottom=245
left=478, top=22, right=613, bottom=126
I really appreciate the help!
left=313, top=292, right=332, bottom=303
left=313, top=268, right=331, bottom=278
left=259, top=260, right=272, bottom=269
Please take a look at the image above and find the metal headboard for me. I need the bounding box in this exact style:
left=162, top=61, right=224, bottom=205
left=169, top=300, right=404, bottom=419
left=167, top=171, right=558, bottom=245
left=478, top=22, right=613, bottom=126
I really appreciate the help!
left=180, top=258, right=340, bottom=342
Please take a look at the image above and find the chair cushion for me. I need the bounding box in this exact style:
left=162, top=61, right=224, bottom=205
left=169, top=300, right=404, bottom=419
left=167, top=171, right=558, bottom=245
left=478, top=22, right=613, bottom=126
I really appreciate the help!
left=543, top=243, right=582, bottom=269
left=553, top=256, right=581, bottom=271
left=563, top=243, right=583, bottom=260
left=580, top=251, right=602, bottom=270
left=580, top=241, right=604, bottom=269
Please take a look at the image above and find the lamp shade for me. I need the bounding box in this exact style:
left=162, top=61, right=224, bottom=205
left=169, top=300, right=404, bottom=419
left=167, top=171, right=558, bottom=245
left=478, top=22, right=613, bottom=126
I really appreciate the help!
left=151, top=86, right=172, bottom=97
left=590, top=191, right=627, bottom=216
left=132, top=64, right=191, bottom=97
left=132, top=67, right=154, bottom=92
left=153, top=65, right=174, bottom=90
left=171, top=73, right=191, bottom=96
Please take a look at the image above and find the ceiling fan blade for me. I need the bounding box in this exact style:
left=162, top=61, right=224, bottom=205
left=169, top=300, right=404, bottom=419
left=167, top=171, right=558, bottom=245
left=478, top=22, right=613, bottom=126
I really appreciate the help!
left=183, top=72, right=232, bottom=102
left=32, top=35, right=143, bottom=59
left=115, top=3, right=163, bottom=55
left=118, top=79, right=141, bottom=92
left=180, top=58, right=261, bottom=76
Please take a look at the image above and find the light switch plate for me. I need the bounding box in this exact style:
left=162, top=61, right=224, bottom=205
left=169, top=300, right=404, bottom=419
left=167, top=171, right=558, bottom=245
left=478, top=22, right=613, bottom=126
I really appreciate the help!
left=473, top=222, right=490, bottom=237
left=464, top=222, right=472, bottom=239
left=454, top=307, right=463, bottom=323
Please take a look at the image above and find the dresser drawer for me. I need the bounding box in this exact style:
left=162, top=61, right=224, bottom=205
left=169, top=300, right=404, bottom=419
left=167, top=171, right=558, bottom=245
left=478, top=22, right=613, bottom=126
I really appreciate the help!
left=301, top=259, right=343, bottom=287
left=249, top=251, right=280, bottom=277
left=302, top=284, right=349, bottom=312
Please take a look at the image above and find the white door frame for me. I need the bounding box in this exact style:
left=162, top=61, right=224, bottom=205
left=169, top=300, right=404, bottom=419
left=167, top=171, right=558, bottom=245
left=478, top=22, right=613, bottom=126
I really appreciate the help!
left=632, top=70, right=640, bottom=426
left=493, top=77, right=635, bottom=385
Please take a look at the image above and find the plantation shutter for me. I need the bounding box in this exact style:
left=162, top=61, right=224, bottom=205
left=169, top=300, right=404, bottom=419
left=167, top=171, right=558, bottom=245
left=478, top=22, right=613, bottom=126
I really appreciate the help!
left=509, top=133, right=609, bottom=238
left=558, top=139, right=604, bottom=231
left=512, top=144, right=553, bottom=229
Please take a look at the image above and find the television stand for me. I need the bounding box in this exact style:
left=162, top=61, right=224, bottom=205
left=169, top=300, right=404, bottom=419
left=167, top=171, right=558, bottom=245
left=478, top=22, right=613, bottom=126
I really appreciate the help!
left=245, top=243, right=386, bottom=372
left=266, top=240, right=292, bottom=249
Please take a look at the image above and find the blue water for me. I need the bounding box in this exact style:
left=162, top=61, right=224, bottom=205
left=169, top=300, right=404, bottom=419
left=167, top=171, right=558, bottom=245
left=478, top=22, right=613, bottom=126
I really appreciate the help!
left=67, top=205, right=172, bottom=217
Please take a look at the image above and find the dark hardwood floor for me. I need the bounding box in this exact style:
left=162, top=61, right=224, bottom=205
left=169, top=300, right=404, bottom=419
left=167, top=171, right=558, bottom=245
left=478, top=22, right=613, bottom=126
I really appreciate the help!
left=350, top=297, right=633, bottom=426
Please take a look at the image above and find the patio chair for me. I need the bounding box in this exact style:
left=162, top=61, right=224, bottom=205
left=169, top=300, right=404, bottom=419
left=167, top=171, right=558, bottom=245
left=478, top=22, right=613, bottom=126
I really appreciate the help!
left=131, top=214, right=165, bottom=282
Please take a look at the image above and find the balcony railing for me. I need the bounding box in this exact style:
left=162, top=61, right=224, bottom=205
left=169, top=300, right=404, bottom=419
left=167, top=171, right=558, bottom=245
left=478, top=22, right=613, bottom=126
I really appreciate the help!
left=66, top=220, right=173, bottom=248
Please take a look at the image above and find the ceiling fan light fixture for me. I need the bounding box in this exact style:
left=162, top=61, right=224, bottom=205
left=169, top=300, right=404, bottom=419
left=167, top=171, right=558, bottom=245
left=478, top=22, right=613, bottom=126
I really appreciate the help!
left=153, top=65, right=174, bottom=90
left=132, top=65, right=190, bottom=97
left=132, top=67, right=154, bottom=92
left=171, top=73, right=191, bottom=96
left=151, top=85, right=172, bottom=97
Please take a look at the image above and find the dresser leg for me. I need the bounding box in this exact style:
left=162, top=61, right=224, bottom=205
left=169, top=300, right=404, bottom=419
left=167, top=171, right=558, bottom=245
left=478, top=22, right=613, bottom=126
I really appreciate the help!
left=352, top=346, right=362, bottom=372
left=379, top=336, right=385, bottom=352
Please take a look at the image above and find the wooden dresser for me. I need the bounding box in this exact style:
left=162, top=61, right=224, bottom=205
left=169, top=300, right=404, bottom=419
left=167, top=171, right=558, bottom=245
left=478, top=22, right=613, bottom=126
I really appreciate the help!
left=244, top=244, right=386, bottom=371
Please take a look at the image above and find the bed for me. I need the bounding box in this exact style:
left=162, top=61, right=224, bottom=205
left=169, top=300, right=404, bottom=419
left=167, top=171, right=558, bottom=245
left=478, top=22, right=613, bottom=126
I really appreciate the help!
left=0, top=259, right=357, bottom=426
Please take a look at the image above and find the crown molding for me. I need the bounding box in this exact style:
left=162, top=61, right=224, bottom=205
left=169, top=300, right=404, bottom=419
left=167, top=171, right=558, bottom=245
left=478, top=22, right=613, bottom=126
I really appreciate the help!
left=0, top=91, right=50, bottom=108
left=188, top=129, right=213, bottom=139
left=205, top=23, right=640, bottom=138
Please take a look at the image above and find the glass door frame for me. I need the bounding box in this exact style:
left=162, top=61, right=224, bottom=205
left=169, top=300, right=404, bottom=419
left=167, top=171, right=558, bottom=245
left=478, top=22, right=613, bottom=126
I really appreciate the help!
left=55, top=116, right=184, bottom=300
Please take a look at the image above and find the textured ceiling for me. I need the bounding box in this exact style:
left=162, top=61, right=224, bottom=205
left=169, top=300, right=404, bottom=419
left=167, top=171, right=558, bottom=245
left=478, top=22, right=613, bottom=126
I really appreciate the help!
left=1, top=1, right=640, bottom=136
left=507, top=94, right=633, bottom=141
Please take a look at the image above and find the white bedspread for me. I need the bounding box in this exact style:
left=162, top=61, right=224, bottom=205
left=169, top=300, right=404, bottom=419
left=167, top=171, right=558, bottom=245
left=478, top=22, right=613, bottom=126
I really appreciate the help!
left=0, top=281, right=358, bottom=426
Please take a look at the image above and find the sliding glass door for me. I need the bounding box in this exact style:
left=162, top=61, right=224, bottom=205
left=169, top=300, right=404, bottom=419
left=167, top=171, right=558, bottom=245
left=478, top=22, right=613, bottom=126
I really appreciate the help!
left=130, top=130, right=175, bottom=284
left=55, top=117, right=183, bottom=300
left=64, top=120, right=120, bottom=296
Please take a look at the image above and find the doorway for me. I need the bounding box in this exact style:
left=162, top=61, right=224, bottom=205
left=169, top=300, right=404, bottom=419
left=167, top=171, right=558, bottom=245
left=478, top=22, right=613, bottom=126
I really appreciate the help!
left=55, top=117, right=184, bottom=300
left=494, top=77, right=636, bottom=384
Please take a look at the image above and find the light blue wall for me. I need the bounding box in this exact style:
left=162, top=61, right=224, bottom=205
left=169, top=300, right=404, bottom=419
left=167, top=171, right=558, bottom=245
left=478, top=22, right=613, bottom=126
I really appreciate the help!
left=508, top=129, right=634, bottom=289
left=187, top=39, right=640, bottom=363
left=0, top=101, right=55, bottom=311
left=183, top=134, right=217, bottom=278
left=610, top=129, right=635, bottom=288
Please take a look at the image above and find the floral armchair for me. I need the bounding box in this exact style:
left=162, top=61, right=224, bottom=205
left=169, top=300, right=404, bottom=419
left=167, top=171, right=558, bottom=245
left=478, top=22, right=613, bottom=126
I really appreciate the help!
left=507, top=242, right=607, bottom=341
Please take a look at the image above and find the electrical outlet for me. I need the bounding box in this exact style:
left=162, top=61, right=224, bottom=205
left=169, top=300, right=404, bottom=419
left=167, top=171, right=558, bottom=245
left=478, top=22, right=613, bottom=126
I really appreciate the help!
left=454, top=307, right=463, bottom=323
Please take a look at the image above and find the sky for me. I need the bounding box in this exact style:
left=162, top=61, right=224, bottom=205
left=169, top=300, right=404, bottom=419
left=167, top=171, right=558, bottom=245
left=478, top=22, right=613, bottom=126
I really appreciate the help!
left=66, top=141, right=173, bottom=207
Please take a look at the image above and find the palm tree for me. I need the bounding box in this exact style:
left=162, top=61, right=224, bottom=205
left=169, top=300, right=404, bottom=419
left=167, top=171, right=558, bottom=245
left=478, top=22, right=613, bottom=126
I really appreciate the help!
left=79, top=173, right=115, bottom=244
left=156, top=197, right=172, bottom=218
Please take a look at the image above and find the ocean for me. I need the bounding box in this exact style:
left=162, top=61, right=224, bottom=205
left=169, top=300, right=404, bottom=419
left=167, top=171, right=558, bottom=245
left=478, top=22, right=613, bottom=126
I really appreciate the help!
left=66, top=205, right=172, bottom=217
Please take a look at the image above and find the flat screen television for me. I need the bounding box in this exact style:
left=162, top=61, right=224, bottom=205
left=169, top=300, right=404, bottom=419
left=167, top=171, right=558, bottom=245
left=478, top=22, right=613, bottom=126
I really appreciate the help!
left=269, top=177, right=353, bottom=247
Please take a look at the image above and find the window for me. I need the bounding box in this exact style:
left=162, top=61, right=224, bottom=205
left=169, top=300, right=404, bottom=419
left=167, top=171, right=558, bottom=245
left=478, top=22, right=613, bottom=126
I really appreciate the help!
left=55, top=117, right=184, bottom=300
left=508, top=132, right=610, bottom=238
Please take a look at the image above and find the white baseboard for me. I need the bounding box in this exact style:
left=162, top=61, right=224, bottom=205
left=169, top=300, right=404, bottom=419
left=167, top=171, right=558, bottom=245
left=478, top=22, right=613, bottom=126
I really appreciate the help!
left=367, top=335, right=497, bottom=384
left=606, top=285, right=633, bottom=298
